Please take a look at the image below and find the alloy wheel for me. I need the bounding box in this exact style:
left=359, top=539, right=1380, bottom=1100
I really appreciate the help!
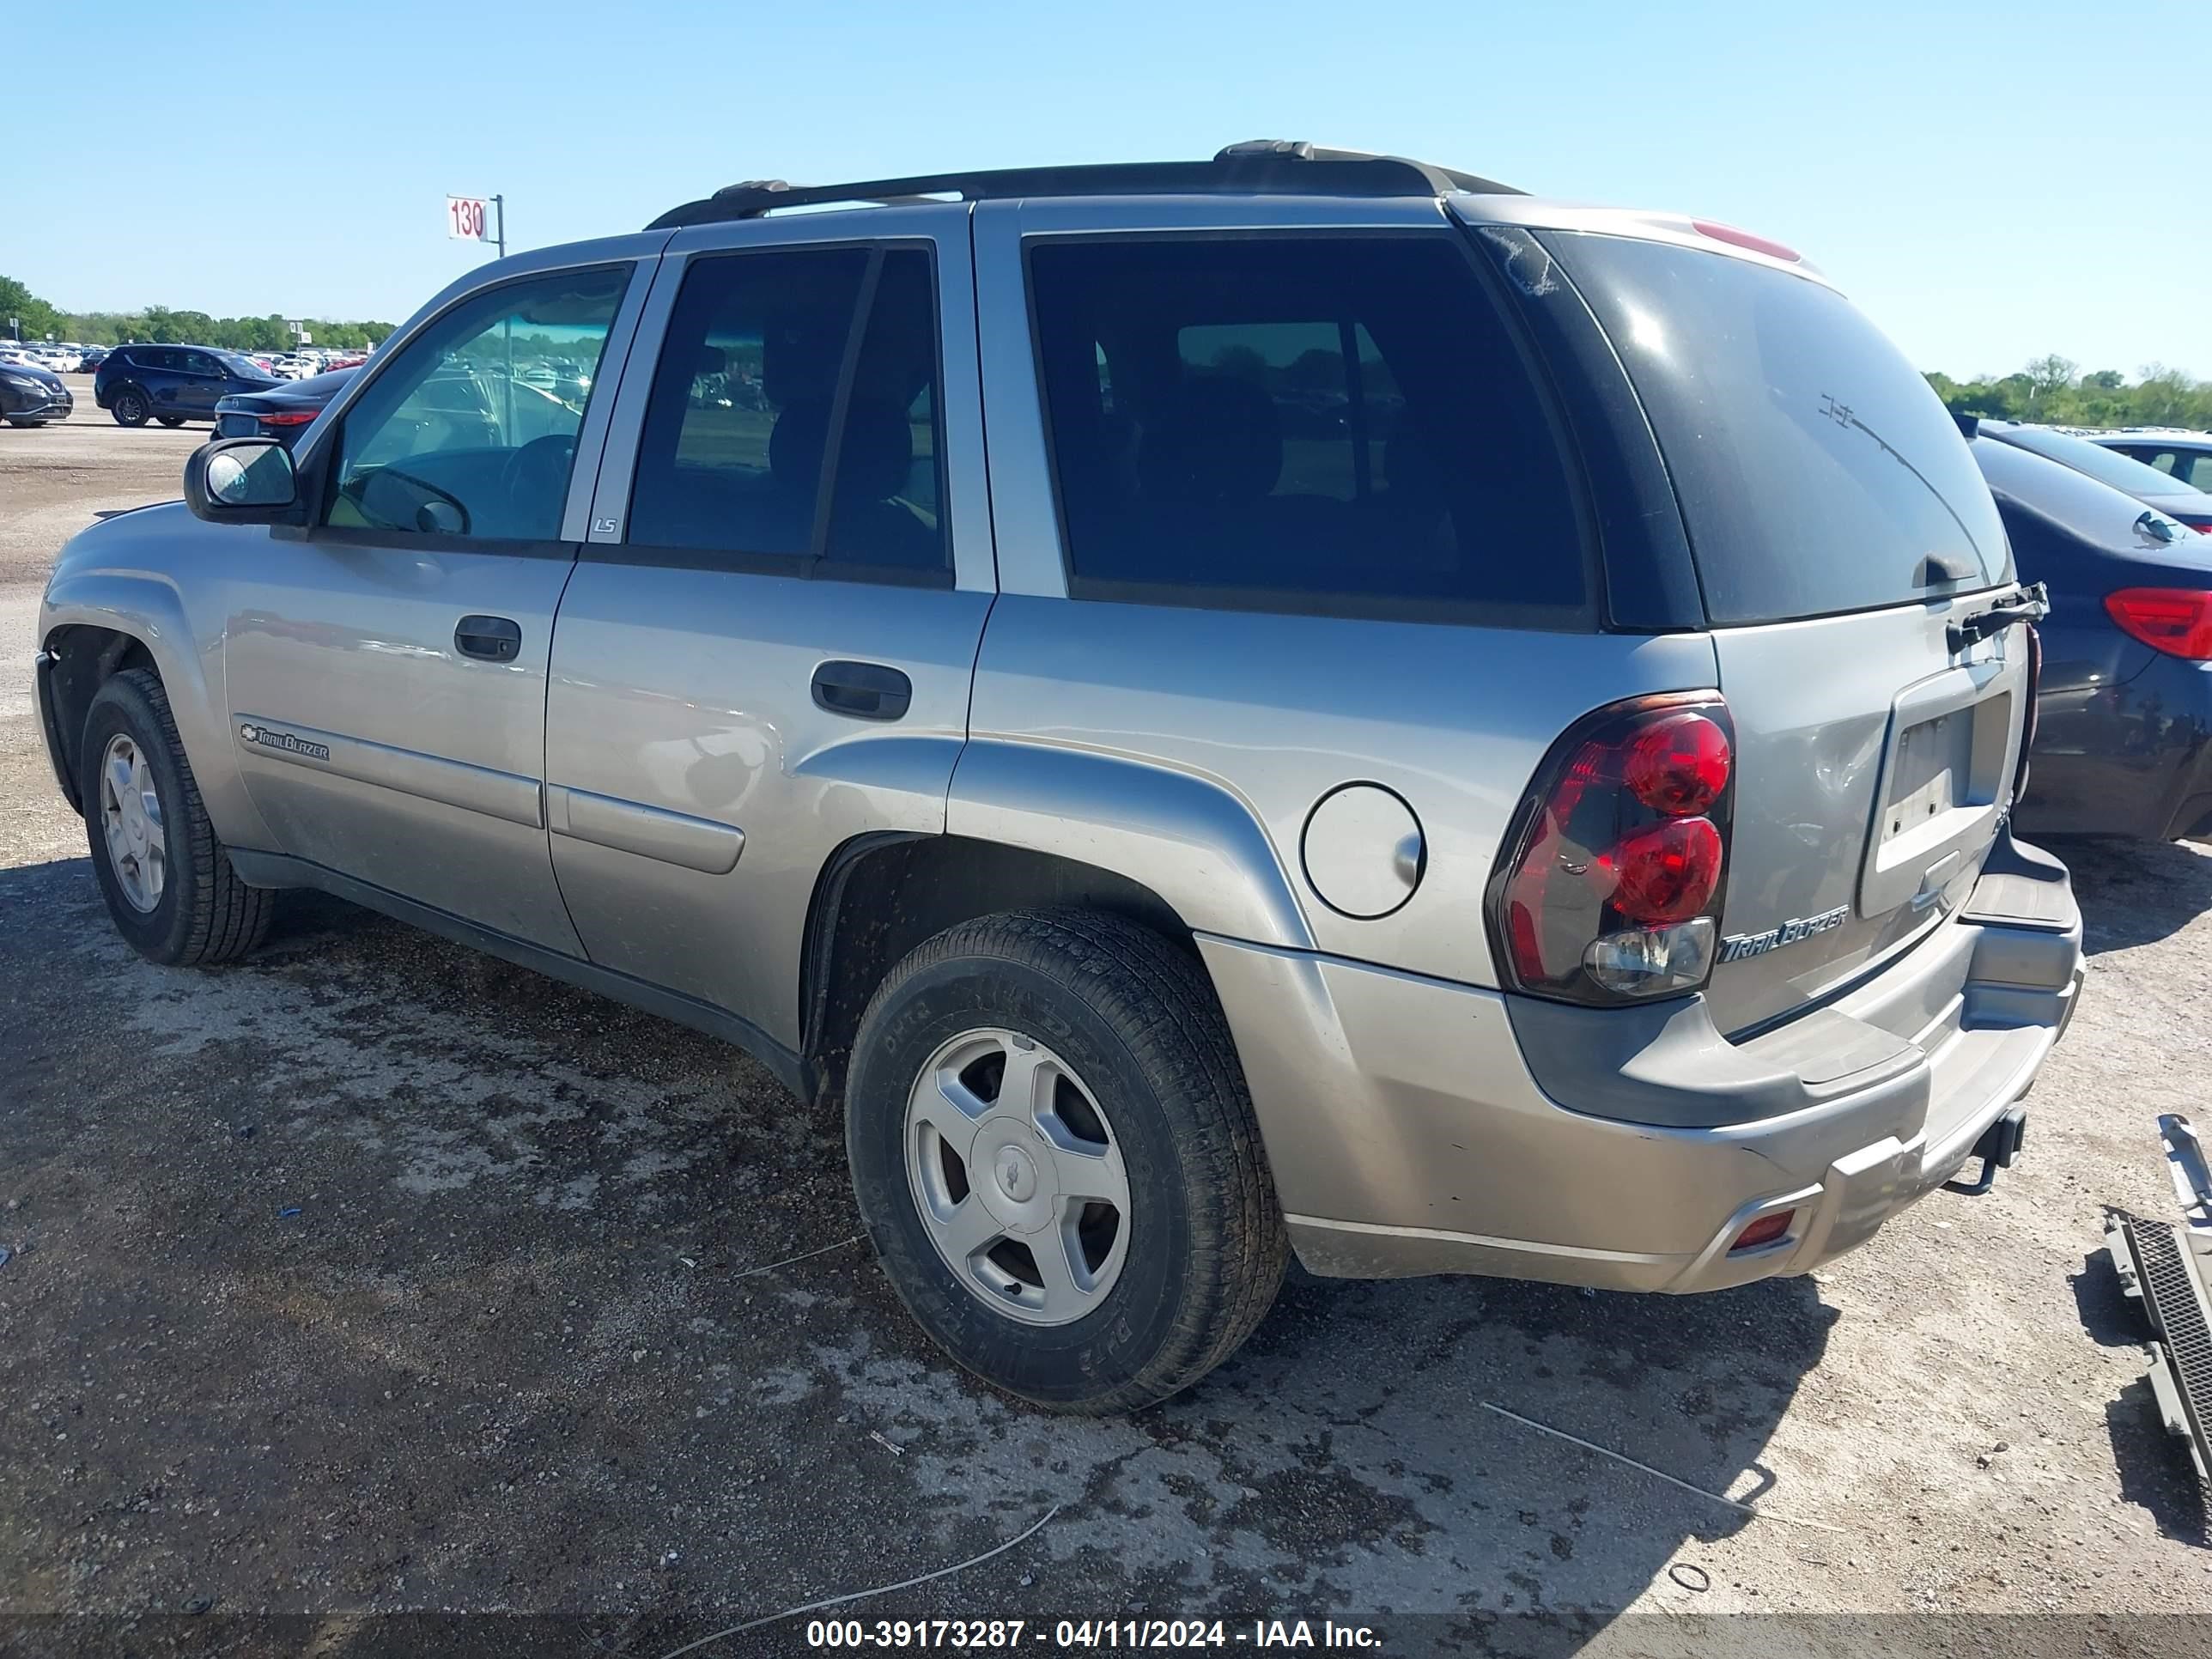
left=98, top=732, right=166, bottom=912
left=903, top=1027, right=1132, bottom=1326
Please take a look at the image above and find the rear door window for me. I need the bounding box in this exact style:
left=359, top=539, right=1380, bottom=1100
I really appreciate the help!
left=1026, top=234, right=1589, bottom=622
left=626, top=245, right=950, bottom=577
left=1550, top=232, right=2011, bottom=625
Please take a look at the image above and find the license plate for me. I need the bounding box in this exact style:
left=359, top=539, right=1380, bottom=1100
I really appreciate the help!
left=1882, top=710, right=1973, bottom=842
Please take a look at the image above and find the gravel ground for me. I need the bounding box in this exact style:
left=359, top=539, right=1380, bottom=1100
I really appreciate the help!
left=3, top=404, right=2209, bottom=1658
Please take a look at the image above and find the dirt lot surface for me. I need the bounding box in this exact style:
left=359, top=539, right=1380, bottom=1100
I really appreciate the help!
left=3, top=405, right=2209, bottom=1657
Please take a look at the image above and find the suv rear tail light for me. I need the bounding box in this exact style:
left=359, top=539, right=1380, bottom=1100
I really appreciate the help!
left=1487, top=693, right=1735, bottom=1005
left=2106, top=587, right=2212, bottom=659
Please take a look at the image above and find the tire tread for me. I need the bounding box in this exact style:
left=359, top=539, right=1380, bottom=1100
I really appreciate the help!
left=90, top=668, right=272, bottom=964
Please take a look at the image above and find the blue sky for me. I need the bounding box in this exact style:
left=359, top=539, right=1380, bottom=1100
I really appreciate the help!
left=9, top=1, right=2204, bottom=377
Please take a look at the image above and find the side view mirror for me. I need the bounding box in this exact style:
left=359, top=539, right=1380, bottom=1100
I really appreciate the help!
left=184, top=437, right=300, bottom=524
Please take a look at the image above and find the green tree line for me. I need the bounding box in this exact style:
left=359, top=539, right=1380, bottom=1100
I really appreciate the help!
left=1926, top=356, right=2209, bottom=430
left=0, top=275, right=392, bottom=354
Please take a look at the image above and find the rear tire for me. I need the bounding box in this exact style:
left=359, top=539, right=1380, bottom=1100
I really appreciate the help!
left=111, top=386, right=149, bottom=427
left=79, top=668, right=273, bottom=965
left=155, top=415, right=185, bottom=428
left=846, top=908, right=1286, bottom=1412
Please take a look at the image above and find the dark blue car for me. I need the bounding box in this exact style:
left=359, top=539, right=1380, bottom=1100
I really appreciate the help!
left=1974, top=427, right=2212, bottom=841
left=214, top=367, right=360, bottom=448
left=93, top=344, right=280, bottom=428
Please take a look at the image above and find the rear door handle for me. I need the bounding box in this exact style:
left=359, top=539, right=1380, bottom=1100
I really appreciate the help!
left=455, top=615, right=522, bottom=662
left=811, top=659, right=912, bottom=721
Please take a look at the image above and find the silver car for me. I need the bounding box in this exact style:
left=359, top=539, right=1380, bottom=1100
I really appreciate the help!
left=34, top=144, right=2084, bottom=1411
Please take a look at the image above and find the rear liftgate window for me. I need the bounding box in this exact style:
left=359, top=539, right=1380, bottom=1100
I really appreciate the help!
left=1550, top=232, right=2012, bottom=625
left=1027, top=235, right=1590, bottom=622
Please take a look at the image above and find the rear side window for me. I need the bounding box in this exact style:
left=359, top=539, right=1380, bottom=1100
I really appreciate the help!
left=1551, top=232, right=2010, bottom=625
left=1027, top=235, right=1589, bottom=621
left=627, top=245, right=949, bottom=577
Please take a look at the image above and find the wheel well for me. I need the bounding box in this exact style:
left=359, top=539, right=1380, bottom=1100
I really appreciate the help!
left=800, top=836, right=1198, bottom=1102
left=41, top=626, right=157, bottom=810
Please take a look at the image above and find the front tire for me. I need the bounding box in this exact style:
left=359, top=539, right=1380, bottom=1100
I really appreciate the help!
left=111, top=386, right=149, bottom=427
left=79, top=668, right=273, bottom=965
left=846, top=909, right=1286, bottom=1412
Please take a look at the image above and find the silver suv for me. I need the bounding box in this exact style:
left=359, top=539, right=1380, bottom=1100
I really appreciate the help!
left=35, top=145, right=2085, bottom=1411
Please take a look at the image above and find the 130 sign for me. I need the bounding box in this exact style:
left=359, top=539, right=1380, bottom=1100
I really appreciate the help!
left=446, top=195, right=491, bottom=241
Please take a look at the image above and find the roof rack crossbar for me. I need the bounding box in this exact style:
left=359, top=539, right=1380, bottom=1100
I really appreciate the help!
left=647, top=142, right=1522, bottom=230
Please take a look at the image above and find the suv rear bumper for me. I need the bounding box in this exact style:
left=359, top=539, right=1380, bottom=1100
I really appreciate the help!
left=1199, top=832, right=2081, bottom=1293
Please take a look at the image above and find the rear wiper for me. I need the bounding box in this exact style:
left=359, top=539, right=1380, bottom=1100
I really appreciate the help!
left=1948, top=581, right=2050, bottom=652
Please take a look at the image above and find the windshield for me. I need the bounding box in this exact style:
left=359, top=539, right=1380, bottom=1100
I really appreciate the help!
left=1993, top=425, right=2197, bottom=498
left=1552, top=231, right=2011, bottom=625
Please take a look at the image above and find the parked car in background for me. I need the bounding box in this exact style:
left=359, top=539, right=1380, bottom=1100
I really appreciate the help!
left=2092, top=429, right=2212, bottom=495
left=36, top=145, right=2082, bottom=1411
left=1969, top=428, right=2212, bottom=841
left=214, top=367, right=359, bottom=447
left=1974, top=420, right=2212, bottom=534
left=76, top=345, right=108, bottom=371
left=93, top=344, right=282, bottom=428
left=0, top=358, right=72, bottom=425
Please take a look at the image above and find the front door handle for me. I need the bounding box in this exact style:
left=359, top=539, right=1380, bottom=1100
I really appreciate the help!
left=811, top=659, right=912, bottom=721
left=455, top=615, right=522, bottom=662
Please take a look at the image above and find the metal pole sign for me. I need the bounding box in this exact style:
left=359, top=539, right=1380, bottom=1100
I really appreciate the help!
left=446, top=194, right=507, bottom=258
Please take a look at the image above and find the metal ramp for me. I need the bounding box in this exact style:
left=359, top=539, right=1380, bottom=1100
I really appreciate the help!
left=2105, top=1113, right=2212, bottom=1481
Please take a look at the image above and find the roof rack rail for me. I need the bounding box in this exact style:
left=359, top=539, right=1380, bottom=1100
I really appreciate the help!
left=647, top=141, right=1521, bottom=230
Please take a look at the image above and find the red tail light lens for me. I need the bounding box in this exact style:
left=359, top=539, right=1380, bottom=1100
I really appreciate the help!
left=1730, top=1211, right=1795, bottom=1253
left=1624, top=711, right=1731, bottom=817
left=1607, top=817, right=1724, bottom=924
left=2106, top=587, right=2212, bottom=659
left=1489, top=694, right=1735, bottom=1004
left=255, top=409, right=318, bottom=426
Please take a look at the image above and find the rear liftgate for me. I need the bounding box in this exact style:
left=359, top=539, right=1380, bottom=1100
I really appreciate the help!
left=2105, top=1113, right=2212, bottom=1481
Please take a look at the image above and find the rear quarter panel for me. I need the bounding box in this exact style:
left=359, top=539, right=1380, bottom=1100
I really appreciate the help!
left=959, top=599, right=1719, bottom=985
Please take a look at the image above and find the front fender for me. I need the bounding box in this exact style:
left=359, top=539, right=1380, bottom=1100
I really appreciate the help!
left=945, top=738, right=1314, bottom=949
left=40, top=515, right=273, bottom=853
